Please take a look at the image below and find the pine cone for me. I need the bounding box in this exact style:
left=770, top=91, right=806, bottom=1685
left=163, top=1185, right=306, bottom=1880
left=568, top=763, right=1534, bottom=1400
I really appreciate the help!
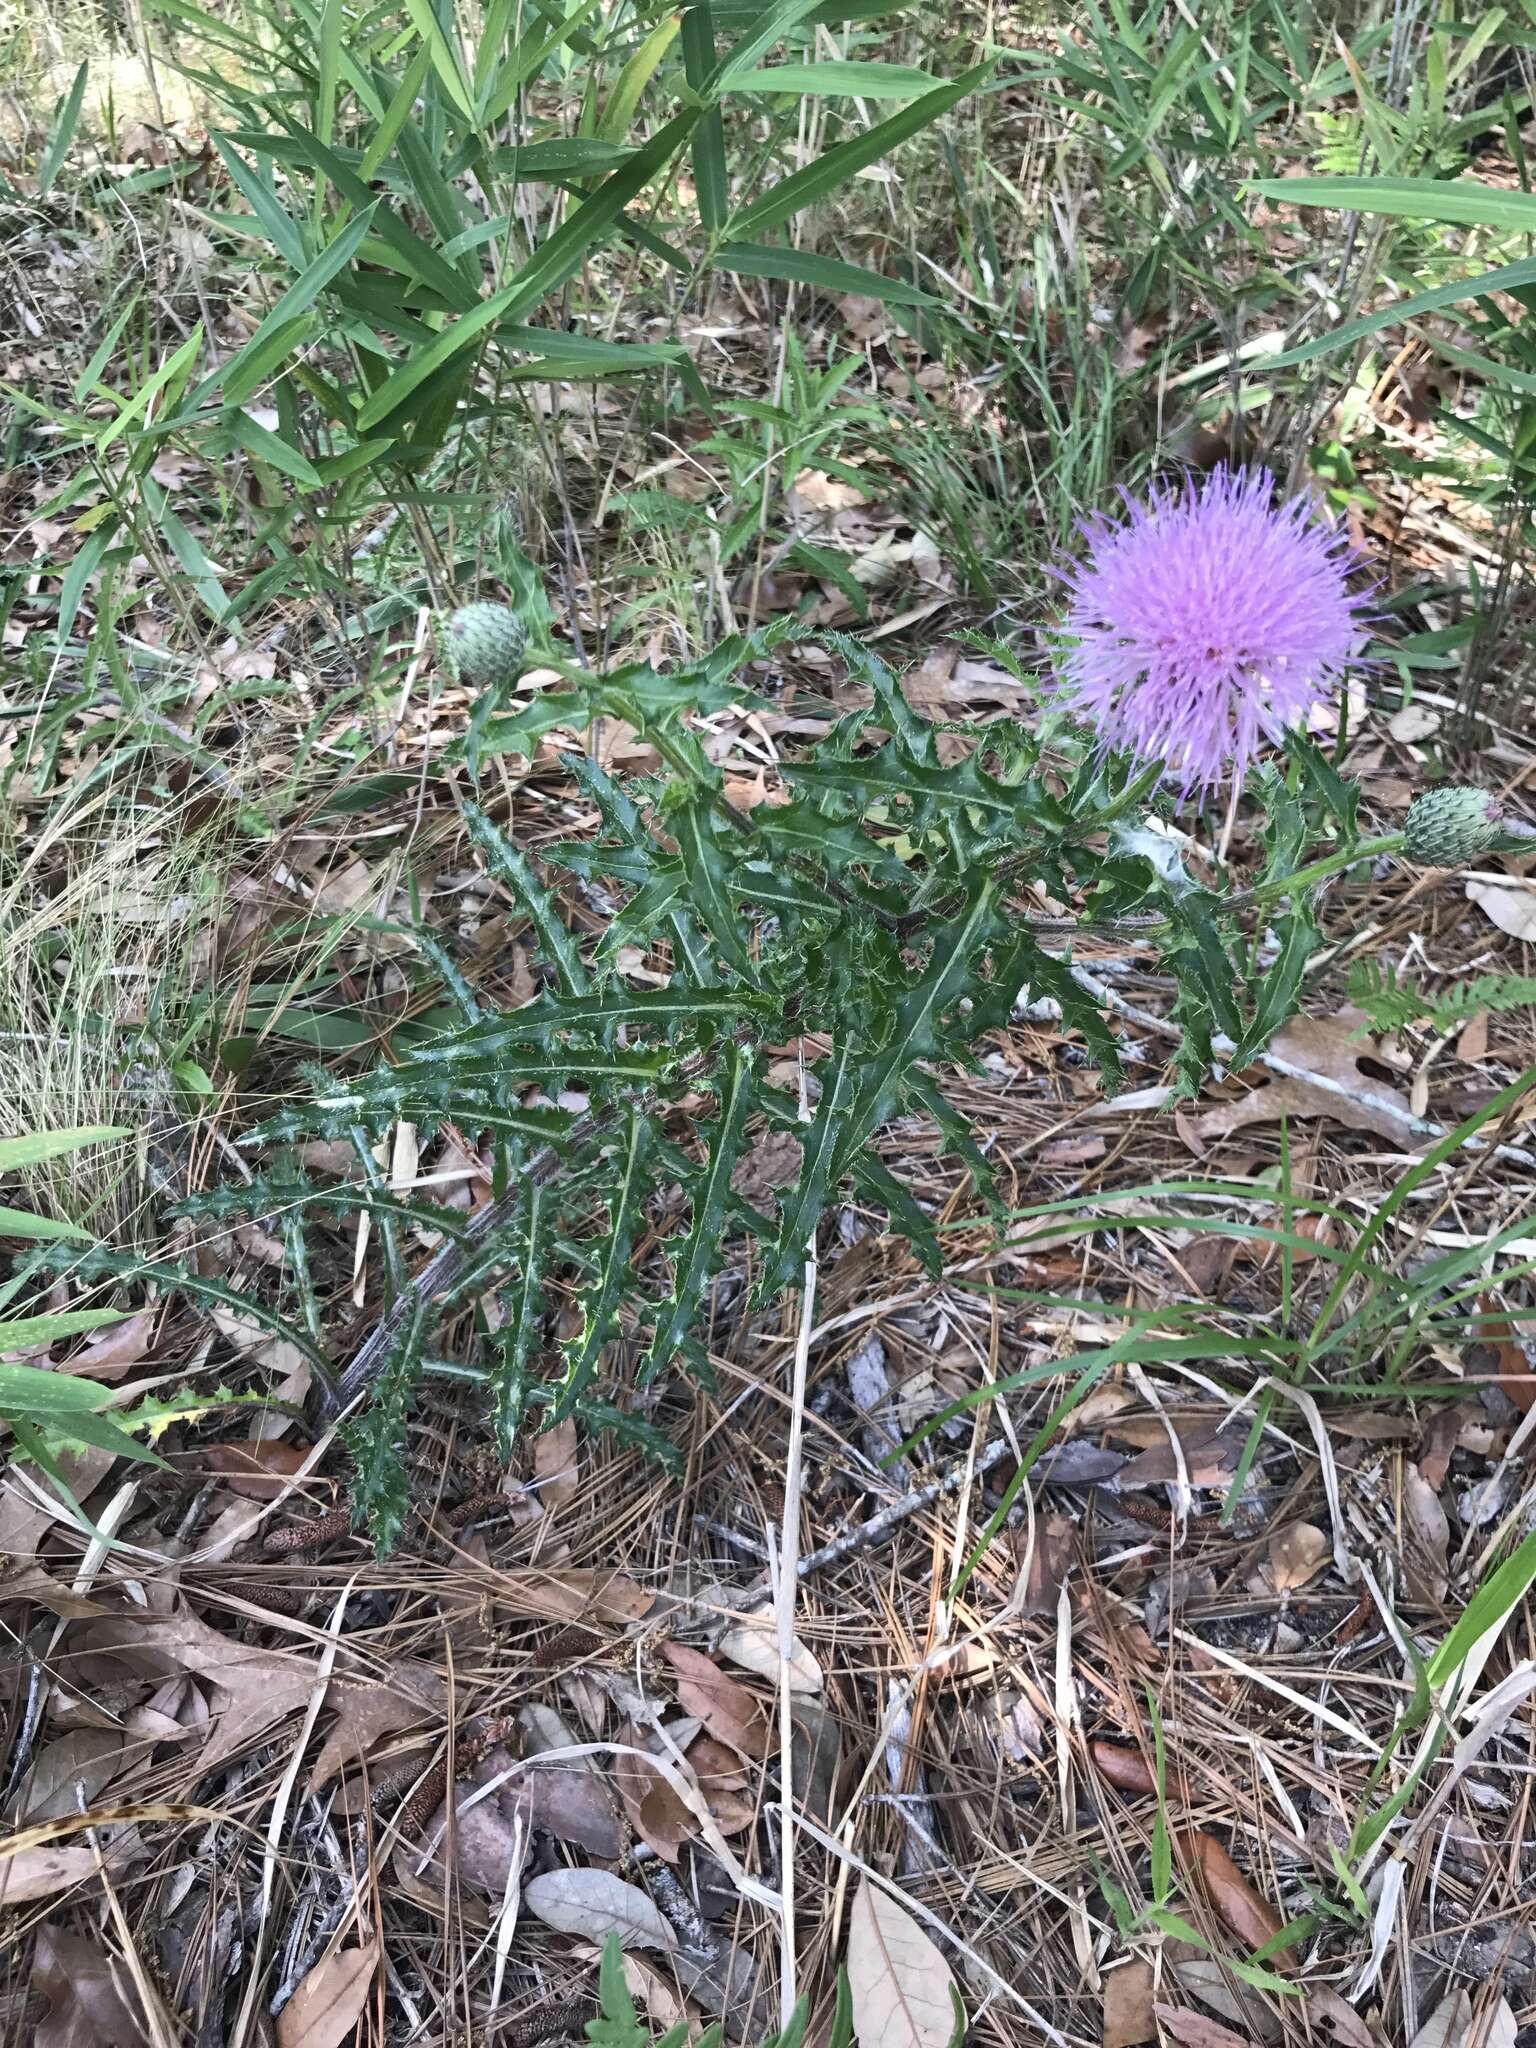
left=445, top=602, right=528, bottom=687
left=1403, top=787, right=1503, bottom=866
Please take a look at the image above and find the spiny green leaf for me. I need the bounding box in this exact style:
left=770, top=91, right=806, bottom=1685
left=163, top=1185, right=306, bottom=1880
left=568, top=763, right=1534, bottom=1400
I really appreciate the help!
left=643, top=1043, right=755, bottom=1385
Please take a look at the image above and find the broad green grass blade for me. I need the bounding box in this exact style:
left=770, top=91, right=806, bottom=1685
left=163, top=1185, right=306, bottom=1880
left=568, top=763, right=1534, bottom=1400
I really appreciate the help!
left=682, top=0, right=729, bottom=229
left=724, top=60, right=941, bottom=96
left=599, top=12, right=681, bottom=143
left=727, top=66, right=986, bottom=238
left=1248, top=172, right=1536, bottom=235
left=1266, top=254, right=1536, bottom=369
left=1427, top=1529, right=1536, bottom=1685
left=0, top=1127, right=128, bottom=1172
left=0, top=1210, right=92, bottom=1244
left=95, top=326, right=203, bottom=454
left=480, top=0, right=608, bottom=126
left=0, top=1308, right=129, bottom=1354
left=717, top=239, right=939, bottom=304
left=402, top=0, right=475, bottom=118
left=38, top=61, right=89, bottom=198
left=711, top=0, right=825, bottom=86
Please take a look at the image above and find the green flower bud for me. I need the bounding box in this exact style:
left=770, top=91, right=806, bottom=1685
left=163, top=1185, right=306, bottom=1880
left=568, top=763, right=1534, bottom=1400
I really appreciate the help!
left=1403, top=786, right=1504, bottom=866
left=445, top=602, right=529, bottom=688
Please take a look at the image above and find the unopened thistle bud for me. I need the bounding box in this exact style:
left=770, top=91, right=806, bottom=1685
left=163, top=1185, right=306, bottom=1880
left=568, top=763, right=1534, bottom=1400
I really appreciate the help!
left=1403, top=786, right=1503, bottom=866
left=445, top=602, right=529, bottom=688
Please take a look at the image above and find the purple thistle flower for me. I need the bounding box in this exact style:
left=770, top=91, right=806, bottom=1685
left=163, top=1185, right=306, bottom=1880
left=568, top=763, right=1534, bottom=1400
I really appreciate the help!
left=1053, top=466, right=1371, bottom=796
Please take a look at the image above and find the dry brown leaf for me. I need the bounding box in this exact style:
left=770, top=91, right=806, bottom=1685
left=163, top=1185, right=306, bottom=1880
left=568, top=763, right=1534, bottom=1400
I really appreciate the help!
left=730, top=1130, right=803, bottom=1206
left=496, top=1567, right=652, bottom=1627
left=1266, top=1523, right=1330, bottom=1591
left=1104, top=1961, right=1158, bottom=2048
left=1090, top=1742, right=1190, bottom=1803
left=1016, top=1514, right=1077, bottom=1613
left=683, top=1728, right=758, bottom=1830
left=1305, top=1988, right=1375, bottom=2048
left=792, top=467, right=867, bottom=510
left=715, top=1605, right=823, bottom=1694
left=10, top=1730, right=128, bottom=1824
left=661, top=1642, right=773, bottom=1759
left=1409, top=1993, right=1473, bottom=2048
left=309, top=1664, right=448, bottom=1792
left=533, top=1419, right=579, bottom=1514
left=429, top=1755, right=539, bottom=1891
left=1091, top=1743, right=1158, bottom=1796
left=847, top=1875, right=958, bottom=2048
left=1466, top=879, right=1536, bottom=940
left=1184, top=1009, right=1414, bottom=1146
left=81, top=1608, right=317, bottom=1772
left=0, top=1564, right=117, bottom=1620
left=1403, top=1463, right=1450, bottom=1605
left=521, top=1756, right=625, bottom=1860
left=32, top=1925, right=150, bottom=2048
left=200, top=1439, right=312, bottom=1500
left=1154, top=2005, right=1257, bottom=2048
left=275, top=1941, right=378, bottom=2048
left=1477, top=1301, right=1536, bottom=1415
left=616, top=1725, right=695, bottom=1863
left=1177, top=1832, right=1289, bottom=1959
left=56, top=1313, right=156, bottom=1383
left=605, top=1949, right=691, bottom=2032
left=522, top=1868, right=673, bottom=1952
left=1467, top=2002, right=1518, bottom=2048
left=1117, top=1416, right=1242, bottom=1490
left=0, top=1825, right=143, bottom=1906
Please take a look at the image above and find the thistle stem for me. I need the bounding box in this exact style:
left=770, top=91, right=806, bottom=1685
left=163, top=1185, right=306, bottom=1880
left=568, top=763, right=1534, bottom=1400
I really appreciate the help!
left=1232, top=832, right=1404, bottom=907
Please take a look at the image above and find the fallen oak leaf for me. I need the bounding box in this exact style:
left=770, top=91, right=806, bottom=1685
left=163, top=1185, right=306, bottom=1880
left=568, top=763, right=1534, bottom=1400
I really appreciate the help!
left=1184, top=1007, right=1414, bottom=1147
left=32, top=1923, right=151, bottom=2048
left=1304, top=1988, right=1375, bottom=2048
left=522, top=1867, right=673, bottom=1952
left=616, top=1723, right=696, bottom=1864
left=0, top=1825, right=145, bottom=1906
left=200, top=1439, right=313, bottom=1501
left=9, top=1730, right=129, bottom=1824
left=1104, top=1960, right=1158, bottom=2048
left=1266, top=1522, right=1330, bottom=1592
left=495, top=1567, right=652, bottom=1626
left=79, top=1609, right=319, bottom=1772
left=1090, top=1741, right=1190, bottom=1803
left=1154, top=2004, right=1258, bottom=2048
left=308, top=1662, right=448, bottom=1792
left=275, top=1940, right=378, bottom=2048
left=1176, top=1832, right=1291, bottom=1962
left=661, top=1641, right=773, bottom=1759
left=846, top=1874, right=960, bottom=2048
left=1475, top=1298, right=1536, bottom=1415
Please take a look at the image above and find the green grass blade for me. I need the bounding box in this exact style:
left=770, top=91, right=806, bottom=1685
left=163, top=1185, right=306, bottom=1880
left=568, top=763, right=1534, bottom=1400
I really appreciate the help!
left=717, top=239, right=939, bottom=304
left=0, top=1126, right=128, bottom=1173
left=1248, top=172, right=1536, bottom=235
left=38, top=61, right=89, bottom=198
left=726, top=63, right=987, bottom=243
left=724, top=59, right=941, bottom=96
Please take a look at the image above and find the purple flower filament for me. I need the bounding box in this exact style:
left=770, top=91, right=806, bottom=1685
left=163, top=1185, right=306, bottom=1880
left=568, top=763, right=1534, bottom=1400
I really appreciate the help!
left=1054, top=467, right=1371, bottom=796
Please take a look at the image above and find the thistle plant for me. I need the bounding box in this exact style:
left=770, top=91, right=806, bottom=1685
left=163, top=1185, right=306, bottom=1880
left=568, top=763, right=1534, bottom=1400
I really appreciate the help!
left=139, top=481, right=1511, bottom=1546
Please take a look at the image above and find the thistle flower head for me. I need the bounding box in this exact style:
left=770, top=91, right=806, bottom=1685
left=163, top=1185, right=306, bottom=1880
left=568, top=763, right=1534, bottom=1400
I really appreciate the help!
left=1053, top=466, right=1371, bottom=795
